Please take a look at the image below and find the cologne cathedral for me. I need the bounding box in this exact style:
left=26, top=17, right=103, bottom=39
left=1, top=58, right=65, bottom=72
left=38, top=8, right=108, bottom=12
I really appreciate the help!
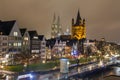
left=51, top=14, right=62, bottom=39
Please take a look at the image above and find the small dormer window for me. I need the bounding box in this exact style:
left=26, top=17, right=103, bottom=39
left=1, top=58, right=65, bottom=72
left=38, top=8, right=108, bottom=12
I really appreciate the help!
left=14, top=32, right=18, bottom=36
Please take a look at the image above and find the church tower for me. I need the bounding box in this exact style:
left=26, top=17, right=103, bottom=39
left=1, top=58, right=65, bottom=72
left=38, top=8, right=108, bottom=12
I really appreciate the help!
left=51, top=14, right=62, bottom=39
left=71, top=10, right=86, bottom=40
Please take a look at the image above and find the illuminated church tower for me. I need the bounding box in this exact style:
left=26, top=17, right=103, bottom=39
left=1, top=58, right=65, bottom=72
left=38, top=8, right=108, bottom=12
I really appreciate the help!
left=71, top=10, right=86, bottom=40
left=51, top=14, right=62, bottom=38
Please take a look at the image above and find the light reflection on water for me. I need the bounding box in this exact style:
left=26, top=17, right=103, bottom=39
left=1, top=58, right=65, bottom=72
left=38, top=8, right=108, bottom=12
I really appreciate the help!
left=37, top=66, right=120, bottom=80
left=72, top=66, right=120, bottom=80
left=2, top=65, right=120, bottom=80
left=113, top=67, right=120, bottom=76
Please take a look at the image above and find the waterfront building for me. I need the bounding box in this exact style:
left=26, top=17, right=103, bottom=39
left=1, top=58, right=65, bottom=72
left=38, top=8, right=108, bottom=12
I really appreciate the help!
left=28, top=30, right=40, bottom=54
left=46, top=45, right=52, bottom=60
left=52, top=39, right=59, bottom=57
left=0, top=33, right=8, bottom=57
left=84, top=39, right=97, bottom=55
left=38, top=35, right=46, bottom=60
left=20, top=28, right=30, bottom=53
left=51, top=39, right=67, bottom=58
left=0, top=20, right=22, bottom=55
left=71, top=10, right=86, bottom=40
left=0, top=20, right=22, bottom=65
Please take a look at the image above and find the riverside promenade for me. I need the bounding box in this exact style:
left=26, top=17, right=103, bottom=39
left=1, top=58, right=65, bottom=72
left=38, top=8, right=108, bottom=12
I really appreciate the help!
left=0, top=60, right=119, bottom=80
left=36, top=61, right=118, bottom=80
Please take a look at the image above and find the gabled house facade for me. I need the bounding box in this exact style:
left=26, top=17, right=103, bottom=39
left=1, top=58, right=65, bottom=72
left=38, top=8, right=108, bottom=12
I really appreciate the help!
left=0, top=20, right=22, bottom=65
left=8, top=21, right=22, bottom=54
left=38, top=35, right=46, bottom=60
left=20, top=28, right=30, bottom=53
left=0, top=20, right=22, bottom=56
left=28, top=30, right=40, bottom=54
left=0, top=34, right=8, bottom=57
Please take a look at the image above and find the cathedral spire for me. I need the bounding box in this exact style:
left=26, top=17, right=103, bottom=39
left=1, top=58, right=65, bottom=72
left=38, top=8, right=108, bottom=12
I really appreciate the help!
left=57, top=16, right=60, bottom=26
left=57, top=16, right=63, bottom=37
left=76, top=10, right=81, bottom=25
left=53, top=13, right=56, bottom=24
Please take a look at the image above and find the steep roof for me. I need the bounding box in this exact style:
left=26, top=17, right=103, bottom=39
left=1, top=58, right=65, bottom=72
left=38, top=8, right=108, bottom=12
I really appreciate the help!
left=0, top=20, right=16, bottom=35
left=28, top=30, right=38, bottom=39
left=72, top=10, right=82, bottom=26
left=38, top=35, right=44, bottom=40
left=20, top=28, right=27, bottom=36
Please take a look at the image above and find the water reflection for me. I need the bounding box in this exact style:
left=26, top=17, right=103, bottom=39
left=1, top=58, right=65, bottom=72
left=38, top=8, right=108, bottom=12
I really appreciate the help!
left=3, top=65, right=120, bottom=80
left=71, top=66, right=120, bottom=80
left=113, top=67, right=120, bottom=76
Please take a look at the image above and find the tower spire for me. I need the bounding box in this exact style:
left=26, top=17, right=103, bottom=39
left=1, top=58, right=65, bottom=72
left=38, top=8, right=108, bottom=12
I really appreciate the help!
left=76, top=10, right=81, bottom=25
left=57, top=16, right=62, bottom=37
left=57, top=16, right=60, bottom=26
left=53, top=13, right=56, bottom=24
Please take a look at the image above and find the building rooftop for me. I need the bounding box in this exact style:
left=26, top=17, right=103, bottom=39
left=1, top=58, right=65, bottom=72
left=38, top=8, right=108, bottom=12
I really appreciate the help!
left=28, top=30, right=38, bottom=39
left=38, top=35, right=44, bottom=41
left=0, top=20, right=16, bottom=35
left=20, top=28, right=27, bottom=36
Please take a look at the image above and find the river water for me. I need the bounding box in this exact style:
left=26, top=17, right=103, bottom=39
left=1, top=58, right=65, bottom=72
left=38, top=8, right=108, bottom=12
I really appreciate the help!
left=1, top=64, right=120, bottom=80
left=69, top=66, right=120, bottom=80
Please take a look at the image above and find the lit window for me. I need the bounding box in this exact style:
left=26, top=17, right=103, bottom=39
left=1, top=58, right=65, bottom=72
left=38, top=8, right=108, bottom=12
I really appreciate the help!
left=33, top=36, right=38, bottom=39
left=9, top=43, right=11, bottom=46
left=24, top=37, right=28, bottom=40
left=14, top=43, right=17, bottom=46
left=13, top=32, right=18, bottom=36
left=18, top=43, right=21, bottom=46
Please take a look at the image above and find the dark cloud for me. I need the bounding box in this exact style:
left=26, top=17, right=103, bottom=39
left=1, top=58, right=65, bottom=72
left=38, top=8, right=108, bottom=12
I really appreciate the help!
left=0, top=0, right=120, bottom=43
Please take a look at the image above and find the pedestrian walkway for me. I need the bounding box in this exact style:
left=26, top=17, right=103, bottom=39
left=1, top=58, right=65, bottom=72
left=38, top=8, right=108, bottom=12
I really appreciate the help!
left=37, top=61, right=116, bottom=80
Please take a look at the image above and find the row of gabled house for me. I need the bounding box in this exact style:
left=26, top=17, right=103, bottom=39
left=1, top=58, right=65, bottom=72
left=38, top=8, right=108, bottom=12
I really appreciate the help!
left=0, top=20, right=79, bottom=64
left=0, top=20, right=95, bottom=65
left=0, top=20, right=46, bottom=60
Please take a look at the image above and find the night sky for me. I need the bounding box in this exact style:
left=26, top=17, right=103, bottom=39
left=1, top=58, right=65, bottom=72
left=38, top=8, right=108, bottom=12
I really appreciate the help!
left=0, top=0, right=120, bottom=43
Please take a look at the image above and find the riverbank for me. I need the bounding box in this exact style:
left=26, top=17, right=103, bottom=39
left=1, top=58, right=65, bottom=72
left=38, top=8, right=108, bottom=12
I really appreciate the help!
left=1, top=60, right=120, bottom=80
